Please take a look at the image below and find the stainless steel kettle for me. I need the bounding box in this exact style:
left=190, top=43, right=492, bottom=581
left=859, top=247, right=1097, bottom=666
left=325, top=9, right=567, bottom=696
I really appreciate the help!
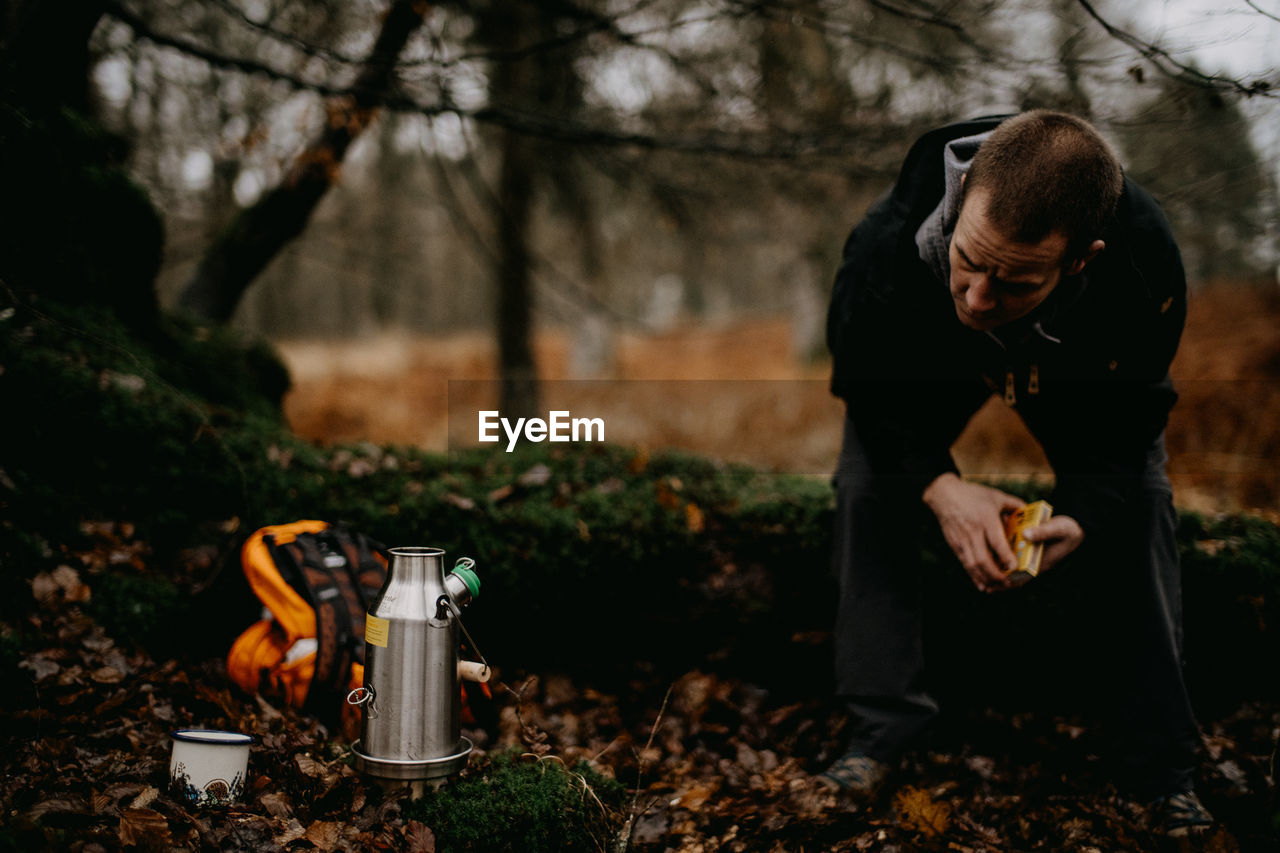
left=348, top=546, right=487, bottom=783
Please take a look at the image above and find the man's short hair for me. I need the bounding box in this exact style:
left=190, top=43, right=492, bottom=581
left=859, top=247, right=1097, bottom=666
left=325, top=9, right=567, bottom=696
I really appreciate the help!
left=962, top=110, right=1123, bottom=260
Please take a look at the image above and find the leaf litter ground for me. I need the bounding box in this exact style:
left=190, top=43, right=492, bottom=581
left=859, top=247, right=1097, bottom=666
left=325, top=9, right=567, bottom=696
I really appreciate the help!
left=5, top=528, right=1277, bottom=852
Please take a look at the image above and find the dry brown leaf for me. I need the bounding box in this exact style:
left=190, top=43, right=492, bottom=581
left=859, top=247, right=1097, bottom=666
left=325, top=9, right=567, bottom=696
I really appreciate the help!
left=31, top=572, right=60, bottom=602
left=443, top=492, right=476, bottom=511
left=18, top=654, right=60, bottom=681
left=28, top=797, right=92, bottom=820
left=118, top=807, right=171, bottom=850
left=91, top=666, right=125, bottom=684
left=81, top=628, right=115, bottom=653
left=52, top=565, right=92, bottom=602
left=671, top=782, right=719, bottom=812
left=305, top=819, right=343, bottom=852
left=56, top=664, right=84, bottom=687
left=685, top=502, right=705, bottom=533
left=128, top=786, right=159, bottom=810
left=404, top=819, right=437, bottom=853
left=655, top=481, right=681, bottom=510
left=259, top=791, right=294, bottom=819
left=518, top=463, right=552, bottom=486
left=294, top=754, right=327, bottom=778
left=892, top=785, right=952, bottom=837
left=274, top=818, right=307, bottom=845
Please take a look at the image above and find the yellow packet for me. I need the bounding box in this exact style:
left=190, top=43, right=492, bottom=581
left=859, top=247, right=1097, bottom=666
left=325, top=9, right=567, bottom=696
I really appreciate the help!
left=1003, top=500, right=1053, bottom=582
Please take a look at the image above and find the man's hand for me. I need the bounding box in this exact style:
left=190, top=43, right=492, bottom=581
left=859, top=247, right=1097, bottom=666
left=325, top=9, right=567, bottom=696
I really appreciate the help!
left=922, top=473, right=1024, bottom=593
left=1022, top=515, right=1084, bottom=573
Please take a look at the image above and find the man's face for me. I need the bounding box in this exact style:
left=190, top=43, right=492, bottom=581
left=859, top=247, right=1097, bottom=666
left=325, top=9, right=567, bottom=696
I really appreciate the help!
left=948, top=187, right=1070, bottom=332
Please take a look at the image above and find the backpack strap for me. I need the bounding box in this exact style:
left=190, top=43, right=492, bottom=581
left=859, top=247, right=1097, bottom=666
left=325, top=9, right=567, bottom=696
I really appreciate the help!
left=287, top=533, right=355, bottom=714
left=316, top=528, right=388, bottom=667
left=240, top=520, right=329, bottom=648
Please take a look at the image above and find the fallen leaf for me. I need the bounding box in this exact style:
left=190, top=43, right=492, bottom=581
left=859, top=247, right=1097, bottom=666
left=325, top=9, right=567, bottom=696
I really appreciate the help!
left=305, top=819, right=343, bottom=852
left=82, top=628, right=115, bottom=653
left=295, top=755, right=327, bottom=778
left=52, top=565, right=91, bottom=602
left=892, top=785, right=951, bottom=837
left=518, top=463, right=552, bottom=486
left=594, top=477, right=624, bottom=495
left=19, top=653, right=60, bottom=681
left=259, top=791, right=294, bottom=819
left=274, top=818, right=307, bottom=845
left=118, top=807, right=171, bottom=850
left=92, top=783, right=144, bottom=815
left=91, top=666, right=125, bottom=684
left=347, top=458, right=376, bottom=478
left=671, top=782, right=719, bottom=812
left=295, top=754, right=342, bottom=796
left=30, top=572, right=60, bottom=602
left=443, top=493, right=476, bottom=511
left=404, top=819, right=436, bottom=853
left=57, top=664, right=85, bottom=686
left=128, top=787, right=159, bottom=810
left=28, top=797, right=92, bottom=820
left=685, top=502, right=705, bottom=533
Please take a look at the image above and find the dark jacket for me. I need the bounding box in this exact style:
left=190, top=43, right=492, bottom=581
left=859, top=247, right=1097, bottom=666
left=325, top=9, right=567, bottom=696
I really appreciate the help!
left=826, top=117, right=1187, bottom=538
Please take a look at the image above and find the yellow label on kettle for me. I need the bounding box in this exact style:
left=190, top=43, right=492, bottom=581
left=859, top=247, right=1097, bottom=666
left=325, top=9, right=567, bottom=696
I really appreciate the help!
left=365, top=614, right=390, bottom=648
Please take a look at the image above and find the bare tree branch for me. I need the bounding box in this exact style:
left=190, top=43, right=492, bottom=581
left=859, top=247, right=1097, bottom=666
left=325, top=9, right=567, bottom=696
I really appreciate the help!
left=203, top=0, right=368, bottom=66
left=1243, top=0, right=1280, bottom=26
left=1074, top=0, right=1276, bottom=98
left=106, top=0, right=1280, bottom=173
left=104, top=0, right=345, bottom=93
left=103, top=0, right=910, bottom=163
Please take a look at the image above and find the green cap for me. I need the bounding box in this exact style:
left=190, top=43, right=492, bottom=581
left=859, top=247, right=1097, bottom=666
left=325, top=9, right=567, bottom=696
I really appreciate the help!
left=450, top=565, right=481, bottom=600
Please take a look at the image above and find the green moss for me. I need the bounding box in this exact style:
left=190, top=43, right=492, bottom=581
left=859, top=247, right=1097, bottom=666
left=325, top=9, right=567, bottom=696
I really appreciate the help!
left=403, top=751, right=626, bottom=853
left=87, top=572, right=183, bottom=648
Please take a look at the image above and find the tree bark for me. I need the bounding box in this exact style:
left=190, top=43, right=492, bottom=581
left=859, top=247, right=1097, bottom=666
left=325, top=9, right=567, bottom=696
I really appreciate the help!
left=176, top=0, right=428, bottom=324
left=481, top=3, right=553, bottom=420
left=494, top=123, right=540, bottom=419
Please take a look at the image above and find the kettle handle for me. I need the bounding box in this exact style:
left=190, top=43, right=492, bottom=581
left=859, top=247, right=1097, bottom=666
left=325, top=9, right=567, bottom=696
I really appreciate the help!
left=436, top=595, right=490, bottom=673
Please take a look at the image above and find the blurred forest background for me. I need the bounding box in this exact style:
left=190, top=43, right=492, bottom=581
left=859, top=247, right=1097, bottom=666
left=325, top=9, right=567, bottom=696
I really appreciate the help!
left=10, top=0, right=1280, bottom=509
left=4, top=5, right=1280, bottom=848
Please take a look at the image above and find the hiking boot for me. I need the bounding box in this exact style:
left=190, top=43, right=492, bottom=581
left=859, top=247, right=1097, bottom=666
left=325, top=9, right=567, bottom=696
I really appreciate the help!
left=816, top=751, right=890, bottom=801
left=1148, top=790, right=1214, bottom=838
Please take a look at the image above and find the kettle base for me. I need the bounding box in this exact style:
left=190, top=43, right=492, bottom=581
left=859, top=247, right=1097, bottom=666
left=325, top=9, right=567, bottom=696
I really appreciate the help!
left=350, top=736, right=473, bottom=782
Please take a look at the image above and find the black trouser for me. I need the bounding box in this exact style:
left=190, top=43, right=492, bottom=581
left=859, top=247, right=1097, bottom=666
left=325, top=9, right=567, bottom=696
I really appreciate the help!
left=832, top=411, right=1202, bottom=799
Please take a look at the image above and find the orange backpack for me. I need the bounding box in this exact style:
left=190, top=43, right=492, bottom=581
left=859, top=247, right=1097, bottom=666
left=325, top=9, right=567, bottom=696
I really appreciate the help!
left=227, top=521, right=388, bottom=722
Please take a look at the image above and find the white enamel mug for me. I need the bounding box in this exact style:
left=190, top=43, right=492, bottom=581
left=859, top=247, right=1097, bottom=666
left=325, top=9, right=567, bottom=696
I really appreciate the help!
left=169, top=729, right=255, bottom=806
